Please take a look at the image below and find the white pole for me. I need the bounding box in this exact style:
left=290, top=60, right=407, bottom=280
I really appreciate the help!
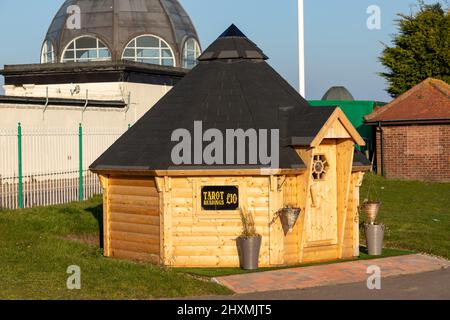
left=298, top=0, right=306, bottom=97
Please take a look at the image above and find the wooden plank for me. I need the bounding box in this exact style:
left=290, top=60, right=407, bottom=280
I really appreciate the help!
left=109, top=203, right=159, bottom=216
left=173, top=230, right=269, bottom=238
left=101, top=175, right=111, bottom=257
left=109, top=177, right=156, bottom=188
left=325, top=119, right=352, bottom=139
left=162, top=176, right=173, bottom=266
left=295, top=148, right=314, bottom=263
left=109, top=194, right=159, bottom=207
left=303, top=244, right=338, bottom=253
left=269, top=175, right=284, bottom=265
left=353, top=172, right=365, bottom=257
left=336, top=139, right=355, bottom=258
left=110, top=212, right=159, bottom=226
left=172, top=237, right=235, bottom=246
left=110, top=221, right=160, bottom=235
left=302, top=245, right=339, bottom=262
left=155, top=177, right=163, bottom=193
left=172, top=256, right=222, bottom=267
left=109, top=185, right=159, bottom=197
left=110, top=230, right=160, bottom=244
left=159, top=178, right=166, bottom=264
left=172, top=225, right=266, bottom=235
left=110, top=239, right=160, bottom=255
left=173, top=246, right=239, bottom=256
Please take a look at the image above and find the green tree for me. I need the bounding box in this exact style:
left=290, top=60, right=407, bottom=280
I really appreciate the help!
left=380, top=1, right=450, bottom=97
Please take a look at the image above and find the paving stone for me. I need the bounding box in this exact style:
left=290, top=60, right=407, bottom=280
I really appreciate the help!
left=214, top=254, right=450, bottom=294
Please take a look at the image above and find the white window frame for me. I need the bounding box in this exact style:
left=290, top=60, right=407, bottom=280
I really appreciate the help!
left=41, top=40, right=55, bottom=64
left=61, top=36, right=112, bottom=63
left=121, top=34, right=176, bottom=67
left=182, top=38, right=201, bottom=69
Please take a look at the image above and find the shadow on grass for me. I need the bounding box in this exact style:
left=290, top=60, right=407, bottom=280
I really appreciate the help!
left=85, top=204, right=104, bottom=249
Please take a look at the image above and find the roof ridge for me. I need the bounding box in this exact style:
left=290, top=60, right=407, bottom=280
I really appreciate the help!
left=429, top=78, right=450, bottom=99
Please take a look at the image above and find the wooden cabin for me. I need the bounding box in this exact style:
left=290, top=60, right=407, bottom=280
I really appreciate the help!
left=90, top=25, right=371, bottom=268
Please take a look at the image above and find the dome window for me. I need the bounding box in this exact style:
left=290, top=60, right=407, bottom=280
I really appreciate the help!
left=62, top=36, right=112, bottom=63
left=182, top=38, right=201, bottom=69
left=41, top=41, right=55, bottom=64
left=122, top=35, right=175, bottom=67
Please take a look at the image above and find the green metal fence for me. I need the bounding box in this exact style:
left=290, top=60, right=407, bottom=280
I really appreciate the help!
left=1, top=123, right=126, bottom=210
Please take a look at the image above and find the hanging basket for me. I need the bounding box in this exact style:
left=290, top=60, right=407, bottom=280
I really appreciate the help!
left=360, top=201, right=381, bottom=224
left=281, top=207, right=301, bottom=232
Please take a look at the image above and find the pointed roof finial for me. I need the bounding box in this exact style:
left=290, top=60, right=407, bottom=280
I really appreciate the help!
left=198, top=24, right=268, bottom=61
left=219, top=24, right=247, bottom=38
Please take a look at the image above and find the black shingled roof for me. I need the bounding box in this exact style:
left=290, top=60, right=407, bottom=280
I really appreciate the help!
left=91, top=25, right=368, bottom=172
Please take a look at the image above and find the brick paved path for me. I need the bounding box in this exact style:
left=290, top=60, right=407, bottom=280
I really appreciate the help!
left=214, top=254, right=450, bottom=294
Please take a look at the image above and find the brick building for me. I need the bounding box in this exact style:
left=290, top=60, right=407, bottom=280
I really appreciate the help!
left=365, top=78, right=450, bottom=182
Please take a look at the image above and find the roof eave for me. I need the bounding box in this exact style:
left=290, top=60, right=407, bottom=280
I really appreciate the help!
left=0, top=61, right=188, bottom=77
left=90, top=167, right=308, bottom=177
left=366, top=118, right=450, bottom=126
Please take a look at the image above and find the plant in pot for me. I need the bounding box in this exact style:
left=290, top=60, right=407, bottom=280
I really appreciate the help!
left=360, top=174, right=385, bottom=256
left=237, top=208, right=262, bottom=270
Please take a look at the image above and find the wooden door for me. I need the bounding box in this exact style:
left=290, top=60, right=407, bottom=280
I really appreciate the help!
left=305, top=140, right=338, bottom=247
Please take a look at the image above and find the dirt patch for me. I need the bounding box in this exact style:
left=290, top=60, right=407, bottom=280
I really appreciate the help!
left=63, top=234, right=100, bottom=246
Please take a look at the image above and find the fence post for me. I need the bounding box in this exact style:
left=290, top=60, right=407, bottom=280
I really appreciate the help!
left=79, top=123, right=83, bottom=202
left=18, top=123, right=23, bottom=209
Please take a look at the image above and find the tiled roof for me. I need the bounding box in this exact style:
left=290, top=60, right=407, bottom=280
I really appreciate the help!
left=365, top=78, right=450, bottom=123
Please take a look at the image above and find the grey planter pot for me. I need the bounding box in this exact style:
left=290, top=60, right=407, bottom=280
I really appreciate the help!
left=365, top=224, right=385, bottom=256
left=237, top=236, right=262, bottom=270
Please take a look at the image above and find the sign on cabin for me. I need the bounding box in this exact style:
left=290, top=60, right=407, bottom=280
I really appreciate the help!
left=201, top=186, right=239, bottom=211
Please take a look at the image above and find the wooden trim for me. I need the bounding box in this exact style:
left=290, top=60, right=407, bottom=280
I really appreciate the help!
left=353, top=172, right=365, bottom=257
left=310, top=108, right=366, bottom=147
left=336, top=140, right=355, bottom=258
left=99, top=175, right=111, bottom=257
left=155, top=177, right=163, bottom=193
left=268, top=176, right=283, bottom=265
left=295, top=148, right=314, bottom=263
left=160, top=177, right=173, bottom=266
left=91, top=168, right=306, bottom=177
left=159, top=178, right=165, bottom=265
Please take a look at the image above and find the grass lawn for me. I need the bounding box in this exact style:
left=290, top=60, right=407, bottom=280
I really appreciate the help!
left=0, top=174, right=448, bottom=298
left=0, top=197, right=231, bottom=300
left=360, top=173, right=450, bottom=260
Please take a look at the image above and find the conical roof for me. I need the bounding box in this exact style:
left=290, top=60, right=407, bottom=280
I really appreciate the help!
left=90, top=25, right=339, bottom=172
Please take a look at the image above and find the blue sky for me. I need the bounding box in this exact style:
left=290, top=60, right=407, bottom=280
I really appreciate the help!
left=0, top=0, right=442, bottom=101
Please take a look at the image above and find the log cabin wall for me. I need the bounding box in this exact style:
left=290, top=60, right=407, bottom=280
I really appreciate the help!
left=101, top=175, right=161, bottom=264
left=99, top=166, right=364, bottom=267
left=160, top=176, right=274, bottom=268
